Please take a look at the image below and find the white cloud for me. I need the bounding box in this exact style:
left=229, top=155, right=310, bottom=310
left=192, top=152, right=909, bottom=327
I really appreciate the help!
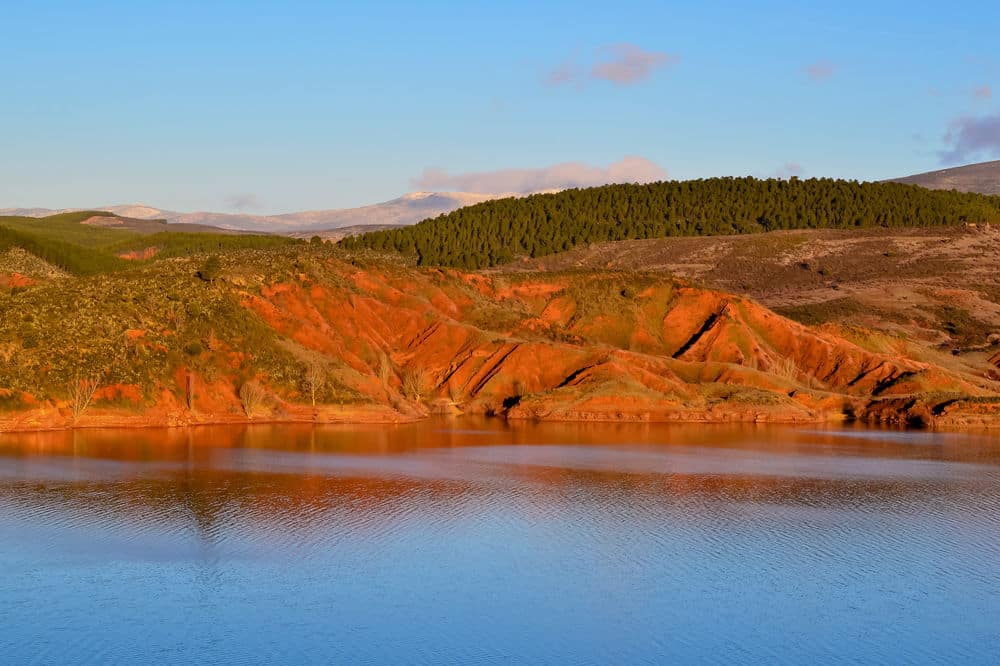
left=412, top=157, right=668, bottom=194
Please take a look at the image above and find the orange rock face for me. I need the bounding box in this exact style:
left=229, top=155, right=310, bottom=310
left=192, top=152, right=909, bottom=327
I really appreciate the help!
left=3, top=258, right=998, bottom=432
left=233, top=261, right=996, bottom=427
left=0, top=273, right=36, bottom=289
left=118, top=247, right=159, bottom=260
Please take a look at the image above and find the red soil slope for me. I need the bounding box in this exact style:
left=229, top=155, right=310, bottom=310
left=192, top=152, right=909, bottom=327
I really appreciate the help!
left=237, top=262, right=995, bottom=428
left=4, top=259, right=998, bottom=431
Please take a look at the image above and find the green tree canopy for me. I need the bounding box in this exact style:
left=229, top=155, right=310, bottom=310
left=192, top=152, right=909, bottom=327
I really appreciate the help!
left=339, top=177, right=1000, bottom=269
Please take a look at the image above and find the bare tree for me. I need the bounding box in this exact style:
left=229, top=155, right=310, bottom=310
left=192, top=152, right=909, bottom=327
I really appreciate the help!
left=239, top=380, right=266, bottom=419
left=400, top=366, right=428, bottom=402
left=377, top=352, right=393, bottom=392
left=186, top=371, right=196, bottom=412
left=205, top=329, right=222, bottom=352
left=70, top=375, right=100, bottom=424
left=304, top=361, right=325, bottom=407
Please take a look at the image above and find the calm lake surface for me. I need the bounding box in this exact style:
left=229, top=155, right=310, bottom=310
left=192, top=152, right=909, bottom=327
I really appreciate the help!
left=1, top=420, right=999, bottom=664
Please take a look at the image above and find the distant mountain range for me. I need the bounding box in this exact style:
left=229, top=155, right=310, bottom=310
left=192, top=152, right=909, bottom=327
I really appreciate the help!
left=891, top=160, right=1000, bottom=195
left=5, top=162, right=1000, bottom=237
left=0, top=191, right=507, bottom=234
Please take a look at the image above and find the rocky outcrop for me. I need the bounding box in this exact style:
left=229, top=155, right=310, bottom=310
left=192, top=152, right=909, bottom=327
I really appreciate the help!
left=235, top=263, right=996, bottom=427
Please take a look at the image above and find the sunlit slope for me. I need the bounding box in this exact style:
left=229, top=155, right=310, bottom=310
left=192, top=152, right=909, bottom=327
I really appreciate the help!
left=2, top=248, right=997, bottom=429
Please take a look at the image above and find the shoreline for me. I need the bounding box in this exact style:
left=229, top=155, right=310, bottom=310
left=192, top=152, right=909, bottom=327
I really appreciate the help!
left=3, top=403, right=999, bottom=434
left=0, top=404, right=421, bottom=434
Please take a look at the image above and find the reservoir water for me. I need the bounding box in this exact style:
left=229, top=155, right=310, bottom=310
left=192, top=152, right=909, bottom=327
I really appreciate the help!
left=1, top=420, right=999, bottom=664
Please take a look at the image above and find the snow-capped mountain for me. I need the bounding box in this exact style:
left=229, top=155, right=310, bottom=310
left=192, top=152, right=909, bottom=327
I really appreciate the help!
left=1, top=192, right=510, bottom=234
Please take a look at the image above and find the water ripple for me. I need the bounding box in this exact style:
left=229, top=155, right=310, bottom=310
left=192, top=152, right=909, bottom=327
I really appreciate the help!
left=1, top=420, right=999, bottom=664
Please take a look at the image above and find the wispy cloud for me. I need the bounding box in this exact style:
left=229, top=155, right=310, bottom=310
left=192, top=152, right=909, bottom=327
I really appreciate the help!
left=543, top=61, right=579, bottom=87
left=804, top=60, right=836, bottom=82
left=939, top=112, right=1000, bottom=164
left=772, top=162, right=804, bottom=179
left=224, top=193, right=262, bottom=211
left=412, top=157, right=668, bottom=194
left=591, top=44, right=678, bottom=86
left=974, top=85, right=993, bottom=100
left=544, top=44, right=678, bottom=88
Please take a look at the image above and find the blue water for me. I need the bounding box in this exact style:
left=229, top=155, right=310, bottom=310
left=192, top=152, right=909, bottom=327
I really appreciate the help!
left=1, top=421, right=999, bottom=664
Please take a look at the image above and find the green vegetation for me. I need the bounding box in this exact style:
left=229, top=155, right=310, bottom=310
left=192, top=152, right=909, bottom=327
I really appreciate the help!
left=0, top=211, right=127, bottom=248
left=0, top=224, right=128, bottom=275
left=340, top=177, right=1000, bottom=268
left=775, top=298, right=870, bottom=326
left=197, top=255, right=223, bottom=282
left=0, top=249, right=329, bottom=405
left=109, top=231, right=299, bottom=260
left=934, top=305, right=994, bottom=347
left=0, top=212, right=301, bottom=277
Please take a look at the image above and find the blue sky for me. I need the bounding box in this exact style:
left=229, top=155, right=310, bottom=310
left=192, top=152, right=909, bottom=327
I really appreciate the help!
left=2, top=0, right=998, bottom=213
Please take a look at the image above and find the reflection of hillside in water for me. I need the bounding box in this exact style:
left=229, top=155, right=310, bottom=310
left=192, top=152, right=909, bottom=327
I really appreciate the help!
left=1, top=421, right=998, bottom=557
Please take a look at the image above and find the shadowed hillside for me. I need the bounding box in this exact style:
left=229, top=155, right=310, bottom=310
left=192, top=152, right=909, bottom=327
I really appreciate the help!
left=892, top=161, right=1000, bottom=195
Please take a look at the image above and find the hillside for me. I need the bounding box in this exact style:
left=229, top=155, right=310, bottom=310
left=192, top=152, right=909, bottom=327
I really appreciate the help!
left=290, top=224, right=403, bottom=242
left=508, top=222, right=1000, bottom=349
left=340, top=177, right=1000, bottom=269
left=892, top=160, right=1000, bottom=195
left=1, top=246, right=998, bottom=431
left=0, top=211, right=300, bottom=276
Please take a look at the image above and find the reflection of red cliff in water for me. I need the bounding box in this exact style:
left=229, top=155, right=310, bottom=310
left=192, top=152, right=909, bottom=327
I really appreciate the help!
left=3, top=422, right=998, bottom=542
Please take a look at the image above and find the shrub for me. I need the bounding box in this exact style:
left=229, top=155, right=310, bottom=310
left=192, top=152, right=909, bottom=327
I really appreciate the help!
left=197, top=255, right=222, bottom=282
left=70, top=376, right=100, bottom=424
left=239, top=380, right=267, bottom=418
left=303, top=360, right=326, bottom=406
left=400, top=367, right=428, bottom=401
